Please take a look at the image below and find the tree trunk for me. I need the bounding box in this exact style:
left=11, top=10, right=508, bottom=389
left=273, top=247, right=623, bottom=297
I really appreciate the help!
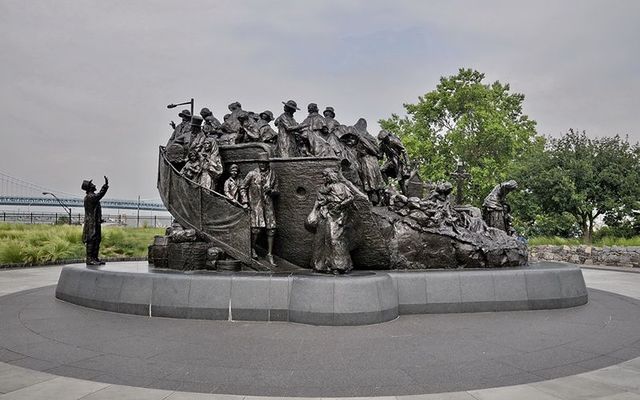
left=586, top=214, right=595, bottom=244
left=578, top=213, right=590, bottom=243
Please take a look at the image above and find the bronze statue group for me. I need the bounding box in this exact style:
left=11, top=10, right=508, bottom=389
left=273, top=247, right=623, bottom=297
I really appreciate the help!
left=163, top=100, right=416, bottom=273
left=160, top=99, right=518, bottom=273
left=166, top=100, right=413, bottom=205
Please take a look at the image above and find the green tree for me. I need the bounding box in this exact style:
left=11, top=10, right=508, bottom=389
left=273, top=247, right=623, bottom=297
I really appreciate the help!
left=515, top=129, right=640, bottom=242
left=380, top=68, right=540, bottom=205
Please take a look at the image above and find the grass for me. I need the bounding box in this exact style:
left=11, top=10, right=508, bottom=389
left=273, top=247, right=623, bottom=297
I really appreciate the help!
left=529, top=236, right=640, bottom=247
left=0, top=223, right=164, bottom=265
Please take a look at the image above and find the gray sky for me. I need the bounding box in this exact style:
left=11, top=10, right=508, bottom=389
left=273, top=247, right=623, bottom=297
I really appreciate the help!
left=1, top=0, right=638, bottom=199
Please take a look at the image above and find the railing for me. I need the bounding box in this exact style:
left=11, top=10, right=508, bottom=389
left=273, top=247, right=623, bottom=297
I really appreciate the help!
left=0, top=196, right=166, bottom=211
left=0, top=212, right=172, bottom=228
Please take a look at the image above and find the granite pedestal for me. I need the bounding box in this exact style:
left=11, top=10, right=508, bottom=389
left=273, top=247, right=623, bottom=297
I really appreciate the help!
left=55, top=262, right=588, bottom=326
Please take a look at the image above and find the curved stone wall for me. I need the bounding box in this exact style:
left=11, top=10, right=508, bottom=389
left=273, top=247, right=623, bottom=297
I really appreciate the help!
left=530, top=245, right=640, bottom=268
left=55, top=262, right=588, bottom=326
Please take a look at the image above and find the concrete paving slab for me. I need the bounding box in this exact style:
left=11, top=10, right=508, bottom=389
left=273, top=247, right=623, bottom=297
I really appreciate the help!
left=77, top=384, right=172, bottom=400
left=531, top=375, right=627, bottom=399
left=165, top=393, right=243, bottom=400
left=593, top=393, right=640, bottom=400
left=0, top=366, right=54, bottom=395
left=397, top=393, right=477, bottom=400
left=580, top=365, right=640, bottom=393
left=0, top=376, right=107, bottom=399
left=468, top=384, right=564, bottom=400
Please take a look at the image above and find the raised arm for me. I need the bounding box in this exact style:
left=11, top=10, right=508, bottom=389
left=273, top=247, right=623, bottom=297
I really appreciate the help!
left=96, top=176, right=109, bottom=200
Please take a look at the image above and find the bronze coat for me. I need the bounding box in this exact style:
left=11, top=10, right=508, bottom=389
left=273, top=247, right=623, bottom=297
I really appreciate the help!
left=82, top=184, right=108, bottom=243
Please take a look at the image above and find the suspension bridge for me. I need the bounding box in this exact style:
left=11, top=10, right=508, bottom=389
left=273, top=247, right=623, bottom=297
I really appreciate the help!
left=0, top=171, right=166, bottom=211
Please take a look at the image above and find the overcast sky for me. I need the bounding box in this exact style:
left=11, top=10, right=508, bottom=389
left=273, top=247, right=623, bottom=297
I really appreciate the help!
left=1, top=0, right=638, bottom=199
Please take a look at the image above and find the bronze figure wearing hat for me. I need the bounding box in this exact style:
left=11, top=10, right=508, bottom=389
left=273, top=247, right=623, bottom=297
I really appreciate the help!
left=257, top=110, right=277, bottom=144
left=220, top=101, right=244, bottom=139
left=321, top=106, right=345, bottom=157
left=82, top=176, right=109, bottom=266
left=323, top=106, right=340, bottom=133
left=187, top=115, right=207, bottom=152
left=200, top=107, right=223, bottom=138
left=167, top=109, right=193, bottom=147
left=240, top=154, right=278, bottom=266
left=301, top=103, right=333, bottom=157
left=274, top=100, right=308, bottom=157
left=378, top=129, right=411, bottom=195
left=223, top=164, right=242, bottom=203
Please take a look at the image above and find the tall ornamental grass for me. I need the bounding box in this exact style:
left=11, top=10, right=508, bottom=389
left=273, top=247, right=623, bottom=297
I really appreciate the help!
left=0, top=223, right=163, bottom=265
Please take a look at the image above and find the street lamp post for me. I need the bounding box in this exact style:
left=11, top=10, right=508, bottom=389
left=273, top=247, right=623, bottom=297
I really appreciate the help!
left=42, top=192, right=73, bottom=225
left=167, top=98, right=194, bottom=118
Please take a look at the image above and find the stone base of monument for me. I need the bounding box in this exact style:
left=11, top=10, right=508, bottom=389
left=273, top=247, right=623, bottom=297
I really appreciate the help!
left=55, top=262, right=588, bottom=326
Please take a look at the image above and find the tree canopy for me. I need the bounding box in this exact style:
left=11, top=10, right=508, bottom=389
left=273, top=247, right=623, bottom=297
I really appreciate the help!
left=380, top=68, right=540, bottom=205
left=513, top=129, right=640, bottom=242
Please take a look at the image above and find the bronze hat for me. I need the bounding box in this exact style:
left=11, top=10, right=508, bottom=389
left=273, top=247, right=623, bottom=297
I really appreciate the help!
left=282, top=100, right=300, bottom=111
left=178, top=109, right=191, bottom=118
left=81, top=179, right=93, bottom=191
left=259, top=110, right=274, bottom=121
left=256, top=152, right=270, bottom=162
left=323, top=106, right=335, bottom=116
left=190, top=115, right=204, bottom=126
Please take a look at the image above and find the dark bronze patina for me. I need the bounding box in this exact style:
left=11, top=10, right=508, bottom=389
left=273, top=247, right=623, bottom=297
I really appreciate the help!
left=82, top=176, right=109, bottom=266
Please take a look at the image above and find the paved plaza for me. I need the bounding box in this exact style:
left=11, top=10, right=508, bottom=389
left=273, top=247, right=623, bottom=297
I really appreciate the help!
left=1, top=264, right=640, bottom=399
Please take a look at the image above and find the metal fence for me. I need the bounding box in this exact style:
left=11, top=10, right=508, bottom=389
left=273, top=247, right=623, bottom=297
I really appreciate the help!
left=0, top=212, right=173, bottom=228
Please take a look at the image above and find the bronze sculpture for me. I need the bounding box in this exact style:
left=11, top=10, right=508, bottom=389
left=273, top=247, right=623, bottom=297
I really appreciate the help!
left=323, top=106, right=340, bottom=135
left=82, top=176, right=109, bottom=266
left=275, top=100, right=307, bottom=157
left=307, top=168, right=355, bottom=274
left=257, top=111, right=277, bottom=144
left=198, top=140, right=223, bottom=191
left=240, top=154, right=279, bottom=266
left=321, top=107, right=344, bottom=157
left=221, top=101, right=243, bottom=135
left=354, top=119, right=385, bottom=204
left=166, top=109, right=193, bottom=167
left=483, top=180, right=518, bottom=234
left=302, top=103, right=332, bottom=157
left=223, top=164, right=241, bottom=203
left=237, top=111, right=261, bottom=143
left=187, top=115, right=206, bottom=152
left=201, top=107, right=223, bottom=138
left=153, top=97, right=529, bottom=273
left=378, top=129, right=411, bottom=195
left=181, top=149, right=202, bottom=181
left=337, top=127, right=363, bottom=189
left=167, top=109, right=192, bottom=147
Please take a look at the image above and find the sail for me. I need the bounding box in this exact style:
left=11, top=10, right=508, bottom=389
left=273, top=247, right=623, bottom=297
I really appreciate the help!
left=158, top=147, right=252, bottom=264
